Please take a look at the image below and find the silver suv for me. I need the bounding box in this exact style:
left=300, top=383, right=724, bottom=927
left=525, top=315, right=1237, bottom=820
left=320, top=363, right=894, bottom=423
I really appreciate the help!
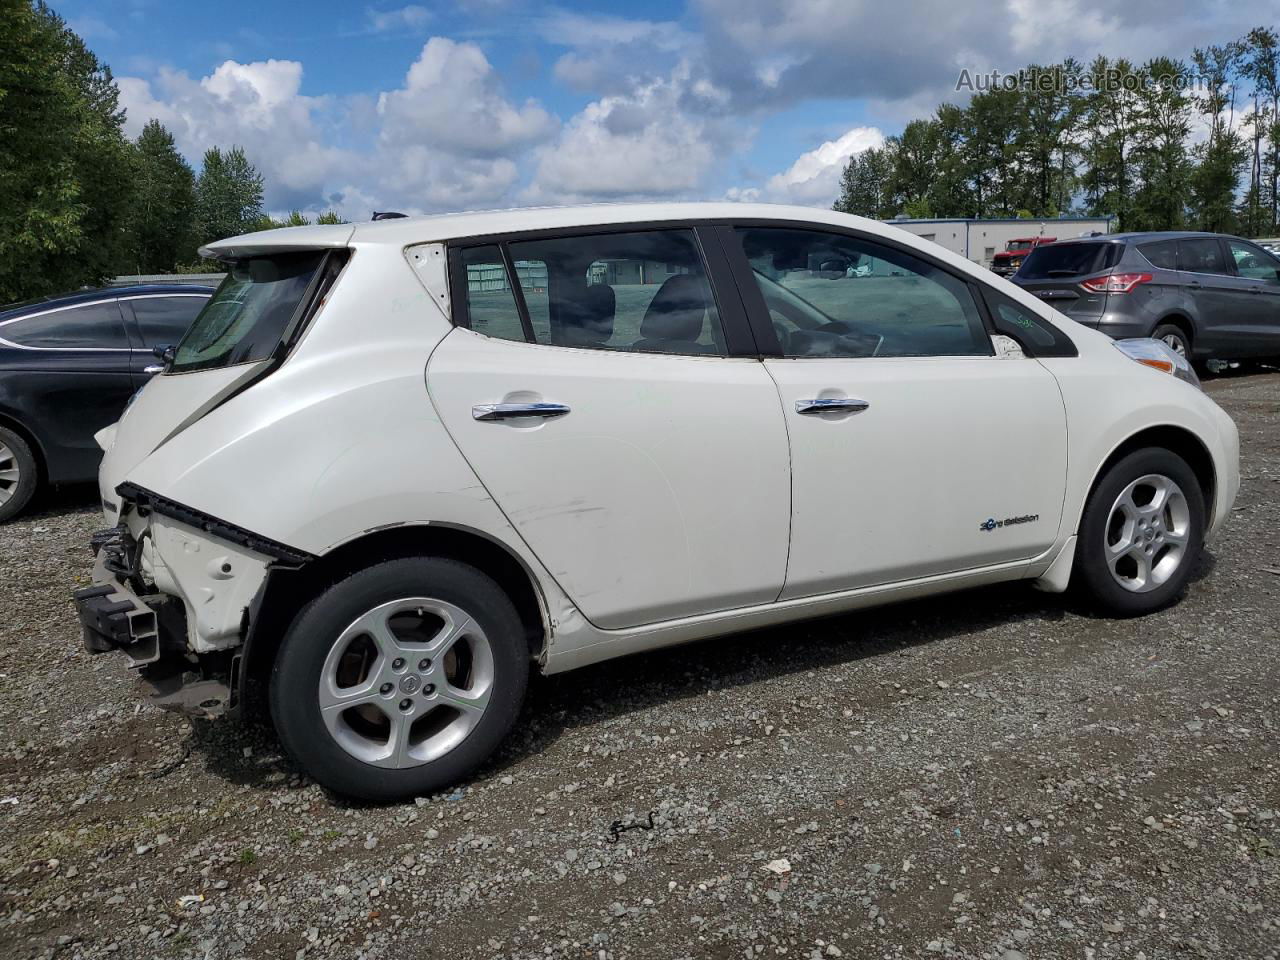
left=1012, top=231, right=1280, bottom=363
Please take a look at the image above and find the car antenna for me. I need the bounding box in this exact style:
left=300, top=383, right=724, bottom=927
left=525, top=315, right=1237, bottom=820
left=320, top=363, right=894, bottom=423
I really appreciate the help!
left=371, top=211, right=407, bottom=221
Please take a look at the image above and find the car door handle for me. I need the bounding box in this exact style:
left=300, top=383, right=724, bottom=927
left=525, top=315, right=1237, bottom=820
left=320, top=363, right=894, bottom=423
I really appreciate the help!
left=143, top=365, right=165, bottom=375
left=1248, top=285, right=1261, bottom=294
left=472, top=402, right=571, bottom=422
left=795, top=397, right=870, bottom=415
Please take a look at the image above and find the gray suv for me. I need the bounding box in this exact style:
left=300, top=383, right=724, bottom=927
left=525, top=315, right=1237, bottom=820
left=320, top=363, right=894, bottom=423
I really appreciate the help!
left=1012, top=231, right=1280, bottom=363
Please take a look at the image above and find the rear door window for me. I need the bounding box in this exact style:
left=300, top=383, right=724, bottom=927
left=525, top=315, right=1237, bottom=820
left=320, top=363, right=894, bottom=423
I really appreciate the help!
left=1177, top=239, right=1228, bottom=276
left=0, top=301, right=129, bottom=349
left=1139, top=240, right=1178, bottom=270
left=455, top=229, right=727, bottom=356
left=1016, top=242, right=1121, bottom=280
left=171, top=253, right=325, bottom=373
left=127, top=295, right=210, bottom=348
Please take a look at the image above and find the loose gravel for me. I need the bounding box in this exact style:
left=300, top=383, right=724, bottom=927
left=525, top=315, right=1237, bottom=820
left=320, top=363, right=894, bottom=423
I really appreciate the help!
left=1, top=371, right=1277, bottom=960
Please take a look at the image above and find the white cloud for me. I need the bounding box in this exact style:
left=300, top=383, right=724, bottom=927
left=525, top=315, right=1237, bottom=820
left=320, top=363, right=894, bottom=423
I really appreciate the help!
left=119, top=59, right=351, bottom=211
left=366, top=5, right=432, bottom=34
left=743, top=126, right=885, bottom=205
left=377, top=38, right=557, bottom=156
left=527, top=63, right=729, bottom=203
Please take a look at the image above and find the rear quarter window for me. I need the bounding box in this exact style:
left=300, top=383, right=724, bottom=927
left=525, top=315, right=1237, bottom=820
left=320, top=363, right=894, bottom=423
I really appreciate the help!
left=1139, top=240, right=1178, bottom=270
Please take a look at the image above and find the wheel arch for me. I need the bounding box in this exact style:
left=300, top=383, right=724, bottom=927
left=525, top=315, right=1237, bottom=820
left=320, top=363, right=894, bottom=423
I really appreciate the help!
left=1078, top=424, right=1217, bottom=535
left=235, top=522, right=550, bottom=719
left=1152, top=312, right=1195, bottom=347
left=1038, top=422, right=1217, bottom=594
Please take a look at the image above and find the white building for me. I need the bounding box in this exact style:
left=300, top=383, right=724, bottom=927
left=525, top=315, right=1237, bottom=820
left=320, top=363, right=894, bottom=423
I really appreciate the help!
left=884, top=216, right=1116, bottom=267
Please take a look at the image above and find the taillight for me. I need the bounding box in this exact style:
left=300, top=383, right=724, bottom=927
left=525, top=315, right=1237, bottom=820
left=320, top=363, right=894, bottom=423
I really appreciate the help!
left=1081, top=272, right=1152, bottom=294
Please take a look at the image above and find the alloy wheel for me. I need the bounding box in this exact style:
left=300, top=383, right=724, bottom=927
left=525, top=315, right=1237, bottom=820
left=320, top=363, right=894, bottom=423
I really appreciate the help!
left=1104, top=473, right=1191, bottom=593
left=0, top=440, right=19, bottom=507
left=318, top=597, right=495, bottom=768
left=1161, top=333, right=1187, bottom=357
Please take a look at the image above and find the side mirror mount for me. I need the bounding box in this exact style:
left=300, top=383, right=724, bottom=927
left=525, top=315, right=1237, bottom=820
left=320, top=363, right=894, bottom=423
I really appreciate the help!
left=152, top=344, right=175, bottom=366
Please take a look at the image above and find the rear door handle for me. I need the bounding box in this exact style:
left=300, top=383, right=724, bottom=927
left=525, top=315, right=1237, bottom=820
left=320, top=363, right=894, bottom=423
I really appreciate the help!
left=795, top=397, right=870, bottom=415
left=143, top=365, right=165, bottom=375
left=473, top=401, right=571, bottom=422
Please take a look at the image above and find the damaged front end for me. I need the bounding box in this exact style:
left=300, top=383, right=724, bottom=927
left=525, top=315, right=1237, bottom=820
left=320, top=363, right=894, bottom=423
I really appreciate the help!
left=73, top=486, right=305, bottom=719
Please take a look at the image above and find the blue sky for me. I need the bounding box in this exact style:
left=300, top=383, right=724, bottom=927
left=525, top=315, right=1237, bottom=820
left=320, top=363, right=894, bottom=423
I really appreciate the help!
left=55, top=0, right=1280, bottom=219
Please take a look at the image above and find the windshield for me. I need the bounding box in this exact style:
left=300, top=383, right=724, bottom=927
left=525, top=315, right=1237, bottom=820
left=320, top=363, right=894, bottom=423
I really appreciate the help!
left=1004, top=240, right=1033, bottom=253
left=170, top=252, right=324, bottom=373
left=1017, top=241, right=1121, bottom=280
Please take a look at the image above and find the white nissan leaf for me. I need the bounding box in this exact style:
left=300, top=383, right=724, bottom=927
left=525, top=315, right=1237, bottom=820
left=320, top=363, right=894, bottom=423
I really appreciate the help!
left=76, top=204, right=1239, bottom=800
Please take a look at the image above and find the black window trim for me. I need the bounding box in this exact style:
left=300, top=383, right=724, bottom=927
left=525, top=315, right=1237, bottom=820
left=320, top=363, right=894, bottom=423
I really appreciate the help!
left=444, top=220, right=763, bottom=357
left=974, top=285, right=1079, bottom=358
left=720, top=218, right=998, bottom=359
left=0, top=298, right=131, bottom=353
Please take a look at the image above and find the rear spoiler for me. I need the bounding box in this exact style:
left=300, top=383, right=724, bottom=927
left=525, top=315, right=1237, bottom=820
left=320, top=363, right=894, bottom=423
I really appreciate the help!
left=198, top=223, right=355, bottom=261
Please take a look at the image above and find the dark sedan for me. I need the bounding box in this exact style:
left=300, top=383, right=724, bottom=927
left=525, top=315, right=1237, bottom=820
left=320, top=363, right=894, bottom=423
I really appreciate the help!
left=1010, top=231, right=1280, bottom=365
left=0, top=284, right=213, bottom=520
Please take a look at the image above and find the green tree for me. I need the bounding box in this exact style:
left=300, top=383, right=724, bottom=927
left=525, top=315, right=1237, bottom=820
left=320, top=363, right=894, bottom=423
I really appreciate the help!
left=833, top=147, right=893, bottom=218
left=1189, top=43, right=1247, bottom=232
left=194, top=145, right=264, bottom=248
left=316, top=210, right=346, bottom=224
left=124, top=120, right=194, bottom=273
left=1128, top=58, right=1193, bottom=231
left=1079, top=56, right=1141, bottom=228
left=0, top=1, right=133, bottom=300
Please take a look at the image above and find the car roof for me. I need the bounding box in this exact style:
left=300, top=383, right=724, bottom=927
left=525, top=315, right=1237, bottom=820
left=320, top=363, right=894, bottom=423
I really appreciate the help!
left=200, top=202, right=905, bottom=258
left=0, top=284, right=214, bottom=321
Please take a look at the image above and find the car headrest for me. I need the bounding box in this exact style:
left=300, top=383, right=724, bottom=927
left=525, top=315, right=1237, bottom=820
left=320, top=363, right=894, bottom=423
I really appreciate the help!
left=640, top=274, right=710, bottom=342
left=559, top=283, right=616, bottom=345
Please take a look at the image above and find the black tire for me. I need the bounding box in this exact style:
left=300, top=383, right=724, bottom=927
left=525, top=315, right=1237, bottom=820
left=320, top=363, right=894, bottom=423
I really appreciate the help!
left=1073, top=448, right=1205, bottom=616
left=0, top=426, right=38, bottom=523
left=1151, top=323, right=1191, bottom=361
left=270, top=557, right=529, bottom=801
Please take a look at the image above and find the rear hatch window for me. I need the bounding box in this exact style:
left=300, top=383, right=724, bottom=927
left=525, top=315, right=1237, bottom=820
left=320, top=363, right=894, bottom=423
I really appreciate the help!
left=171, top=252, right=325, bottom=373
left=1013, top=241, right=1123, bottom=319
left=1016, top=242, right=1121, bottom=280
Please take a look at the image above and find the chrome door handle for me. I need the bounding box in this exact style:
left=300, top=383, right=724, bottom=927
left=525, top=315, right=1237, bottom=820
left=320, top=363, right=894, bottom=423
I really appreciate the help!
left=143, top=365, right=165, bottom=375
left=795, top=397, right=870, bottom=415
left=473, top=401, right=571, bottom=422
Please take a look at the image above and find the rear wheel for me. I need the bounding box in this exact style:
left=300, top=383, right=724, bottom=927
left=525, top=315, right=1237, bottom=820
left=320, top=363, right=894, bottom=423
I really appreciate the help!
left=1073, top=448, right=1205, bottom=615
left=0, top=427, right=38, bottom=523
left=270, top=557, right=529, bottom=800
left=1151, top=323, right=1191, bottom=360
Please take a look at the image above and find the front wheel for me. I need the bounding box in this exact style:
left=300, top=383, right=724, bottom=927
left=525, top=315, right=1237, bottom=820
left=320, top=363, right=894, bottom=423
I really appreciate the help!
left=1073, top=448, right=1206, bottom=616
left=270, top=557, right=529, bottom=801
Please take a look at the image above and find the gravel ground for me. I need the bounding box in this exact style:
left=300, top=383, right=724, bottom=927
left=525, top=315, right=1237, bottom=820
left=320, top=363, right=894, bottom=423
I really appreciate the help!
left=1, top=371, right=1277, bottom=960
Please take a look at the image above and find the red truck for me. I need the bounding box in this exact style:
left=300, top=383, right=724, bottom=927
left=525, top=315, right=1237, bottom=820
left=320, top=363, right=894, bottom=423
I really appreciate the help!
left=991, top=236, right=1056, bottom=277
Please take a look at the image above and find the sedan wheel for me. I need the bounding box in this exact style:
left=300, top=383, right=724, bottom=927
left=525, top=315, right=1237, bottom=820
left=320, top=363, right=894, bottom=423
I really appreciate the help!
left=271, top=557, right=528, bottom=800
left=1074, top=448, right=1204, bottom=615
left=0, top=427, right=38, bottom=523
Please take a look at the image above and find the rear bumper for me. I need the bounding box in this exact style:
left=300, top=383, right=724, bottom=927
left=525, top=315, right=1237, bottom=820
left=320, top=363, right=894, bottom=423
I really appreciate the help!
left=73, top=527, right=235, bottom=718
